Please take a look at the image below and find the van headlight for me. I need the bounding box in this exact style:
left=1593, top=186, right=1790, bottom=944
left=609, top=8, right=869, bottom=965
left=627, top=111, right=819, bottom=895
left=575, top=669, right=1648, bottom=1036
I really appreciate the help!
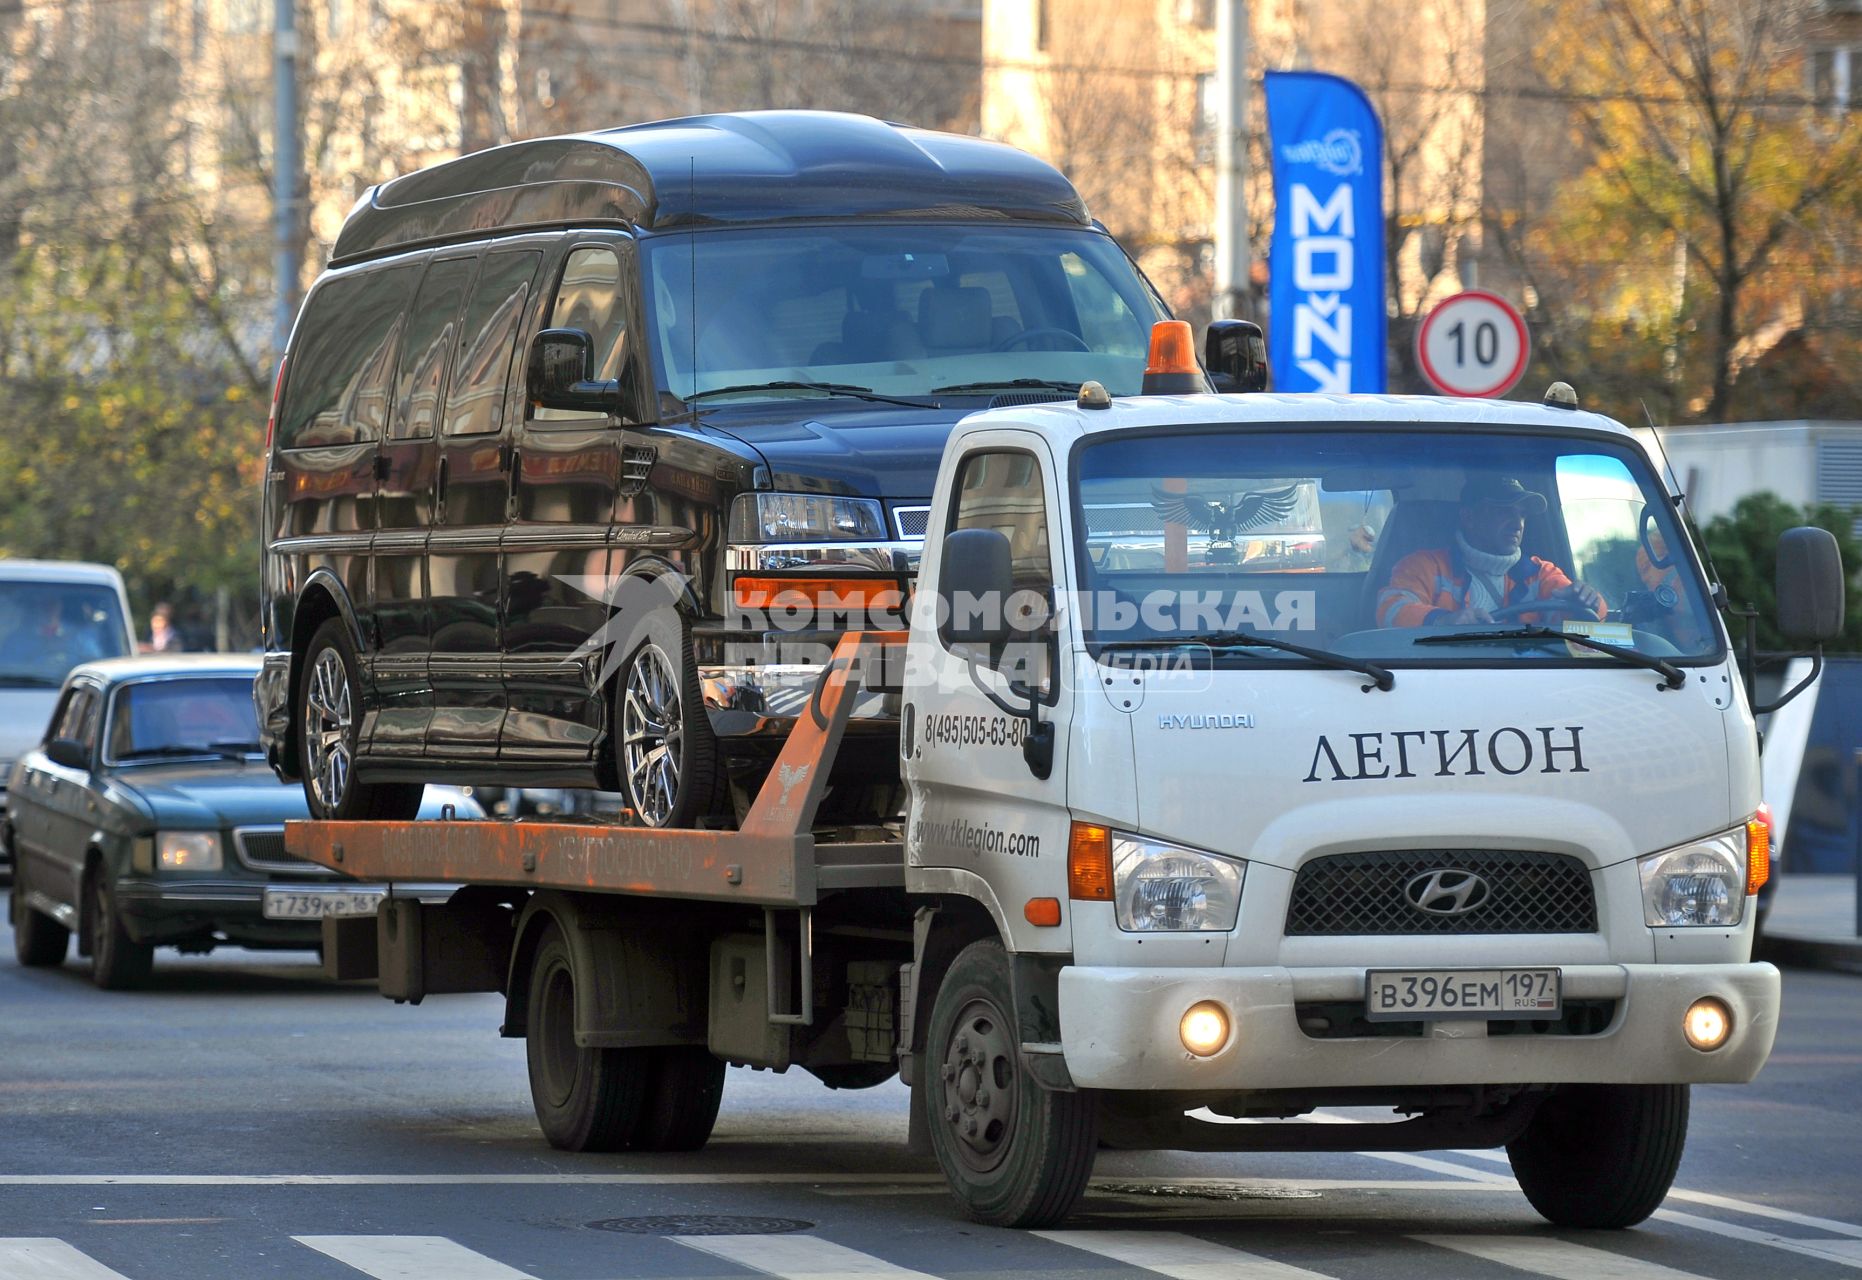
left=1638, top=830, right=1745, bottom=927
left=1111, top=833, right=1244, bottom=932
left=157, top=831, right=223, bottom=872
left=729, top=493, right=887, bottom=543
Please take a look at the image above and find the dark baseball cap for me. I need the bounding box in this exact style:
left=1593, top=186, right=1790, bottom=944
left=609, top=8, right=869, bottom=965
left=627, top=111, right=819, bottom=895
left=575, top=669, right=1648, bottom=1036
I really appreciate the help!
left=1460, top=476, right=1547, bottom=514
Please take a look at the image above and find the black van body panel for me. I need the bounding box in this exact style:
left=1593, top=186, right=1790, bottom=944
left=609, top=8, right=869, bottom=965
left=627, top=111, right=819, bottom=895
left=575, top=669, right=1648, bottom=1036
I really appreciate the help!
left=333, top=111, right=1089, bottom=267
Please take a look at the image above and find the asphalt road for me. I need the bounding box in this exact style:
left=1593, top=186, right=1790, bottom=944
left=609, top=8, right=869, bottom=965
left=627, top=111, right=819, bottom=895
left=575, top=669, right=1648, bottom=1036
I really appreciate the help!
left=3, top=920, right=1860, bottom=1280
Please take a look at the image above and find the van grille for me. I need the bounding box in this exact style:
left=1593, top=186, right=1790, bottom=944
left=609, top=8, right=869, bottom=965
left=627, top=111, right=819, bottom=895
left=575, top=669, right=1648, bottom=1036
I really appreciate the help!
left=894, top=506, right=930, bottom=539
left=1286, top=849, right=1597, bottom=935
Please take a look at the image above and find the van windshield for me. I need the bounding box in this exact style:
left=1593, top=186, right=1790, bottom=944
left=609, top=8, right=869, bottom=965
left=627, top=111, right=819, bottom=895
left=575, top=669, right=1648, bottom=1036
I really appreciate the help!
left=641, top=225, right=1165, bottom=403
left=0, top=583, right=131, bottom=686
left=1072, top=427, right=1721, bottom=665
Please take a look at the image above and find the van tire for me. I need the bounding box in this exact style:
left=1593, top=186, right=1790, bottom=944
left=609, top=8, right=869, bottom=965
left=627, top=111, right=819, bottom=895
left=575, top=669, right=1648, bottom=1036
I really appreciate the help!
left=630, top=1046, right=726, bottom=1151
left=614, top=620, right=725, bottom=829
left=524, top=923, right=651, bottom=1152
left=89, top=876, right=153, bottom=990
left=11, top=865, right=69, bottom=968
left=926, top=940, right=1098, bottom=1227
left=1507, top=1083, right=1689, bottom=1228
left=297, top=620, right=421, bottom=821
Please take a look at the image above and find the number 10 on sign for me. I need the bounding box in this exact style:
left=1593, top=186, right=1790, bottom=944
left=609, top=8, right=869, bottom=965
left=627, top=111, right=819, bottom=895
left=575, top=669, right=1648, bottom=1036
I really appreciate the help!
left=1416, top=290, right=1531, bottom=398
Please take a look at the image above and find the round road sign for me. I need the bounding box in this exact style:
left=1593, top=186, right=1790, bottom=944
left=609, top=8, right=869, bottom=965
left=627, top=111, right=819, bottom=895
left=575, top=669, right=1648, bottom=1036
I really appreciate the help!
left=1416, top=290, right=1531, bottom=398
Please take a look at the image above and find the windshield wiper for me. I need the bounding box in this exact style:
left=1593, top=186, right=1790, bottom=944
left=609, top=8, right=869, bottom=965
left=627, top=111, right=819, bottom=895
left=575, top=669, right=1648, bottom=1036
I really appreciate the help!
left=114, top=745, right=219, bottom=761
left=1106, top=632, right=1394, bottom=692
left=0, top=675, right=62, bottom=688
left=929, top=378, right=1081, bottom=395
left=685, top=380, right=936, bottom=409
left=1414, top=627, right=1685, bottom=690
left=209, top=740, right=267, bottom=759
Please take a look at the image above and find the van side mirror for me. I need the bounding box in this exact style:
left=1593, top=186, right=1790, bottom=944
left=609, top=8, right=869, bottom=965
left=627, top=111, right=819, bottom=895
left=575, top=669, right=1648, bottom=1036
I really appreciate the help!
left=938, top=528, right=1014, bottom=651
left=45, top=738, right=90, bottom=771
left=1776, top=525, right=1845, bottom=644
left=528, top=328, right=619, bottom=412
left=1205, top=319, right=1268, bottom=393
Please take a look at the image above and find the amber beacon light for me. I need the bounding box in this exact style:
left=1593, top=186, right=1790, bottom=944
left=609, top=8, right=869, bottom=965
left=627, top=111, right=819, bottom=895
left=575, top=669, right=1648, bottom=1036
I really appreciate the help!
left=1142, top=321, right=1203, bottom=395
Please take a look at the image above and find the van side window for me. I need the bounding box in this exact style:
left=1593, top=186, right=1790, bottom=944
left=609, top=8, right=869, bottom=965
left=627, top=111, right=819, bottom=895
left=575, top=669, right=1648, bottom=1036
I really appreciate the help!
left=391, top=257, right=474, bottom=441
left=277, top=263, right=419, bottom=449
left=446, top=250, right=540, bottom=437
left=535, top=245, right=632, bottom=423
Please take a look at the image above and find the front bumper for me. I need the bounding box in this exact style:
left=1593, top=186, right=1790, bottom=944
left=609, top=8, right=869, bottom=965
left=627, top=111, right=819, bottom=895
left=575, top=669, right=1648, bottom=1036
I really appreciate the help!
left=695, top=628, right=907, bottom=740
left=1059, top=962, right=1779, bottom=1091
left=112, top=879, right=454, bottom=947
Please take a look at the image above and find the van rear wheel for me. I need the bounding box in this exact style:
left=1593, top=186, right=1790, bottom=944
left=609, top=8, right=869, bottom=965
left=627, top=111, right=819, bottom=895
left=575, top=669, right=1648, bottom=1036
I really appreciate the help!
left=1507, top=1083, right=1689, bottom=1228
left=297, top=619, right=421, bottom=821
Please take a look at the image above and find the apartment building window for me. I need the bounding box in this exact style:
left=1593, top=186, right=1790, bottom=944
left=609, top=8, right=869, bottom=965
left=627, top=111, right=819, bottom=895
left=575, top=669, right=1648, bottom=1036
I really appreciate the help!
left=1194, top=72, right=1220, bottom=163
left=1811, top=46, right=1859, bottom=111
left=1035, top=0, right=1048, bottom=51
left=1178, top=0, right=1217, bottom=26
left=327, top=0, right=345, bottom=39
left=226, top=0, right=264, bottom=35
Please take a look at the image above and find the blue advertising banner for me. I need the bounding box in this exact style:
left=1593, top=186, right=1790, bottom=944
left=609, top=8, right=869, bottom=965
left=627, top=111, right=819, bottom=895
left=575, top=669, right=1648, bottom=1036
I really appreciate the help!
left=1263, top=70, right=1386, bottom=393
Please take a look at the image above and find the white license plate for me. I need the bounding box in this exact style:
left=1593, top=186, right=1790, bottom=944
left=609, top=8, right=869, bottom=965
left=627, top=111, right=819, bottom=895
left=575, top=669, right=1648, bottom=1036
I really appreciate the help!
left=1365, top=968, right=1561, bottom=1021
left=262, top=888, right=386, bottom=920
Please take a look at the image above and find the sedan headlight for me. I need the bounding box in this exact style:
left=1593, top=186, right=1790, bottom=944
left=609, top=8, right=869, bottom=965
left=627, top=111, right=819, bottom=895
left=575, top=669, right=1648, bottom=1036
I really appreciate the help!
left=1639, top=830, right=1745, bottom=927
left=1111, top=833, right=1244, bottom=932
left=729, top=493, right=887, bottom=544
left=157, top=831, right=222, bottom=872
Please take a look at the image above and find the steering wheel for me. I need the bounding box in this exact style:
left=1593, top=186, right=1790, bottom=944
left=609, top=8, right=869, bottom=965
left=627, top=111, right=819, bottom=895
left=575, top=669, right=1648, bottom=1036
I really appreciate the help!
left=1486, top=590, right=1594, bottom=622
left=992, top=327, right=1092, bottom=353
left=1639, top=507, right=1674, bottom=570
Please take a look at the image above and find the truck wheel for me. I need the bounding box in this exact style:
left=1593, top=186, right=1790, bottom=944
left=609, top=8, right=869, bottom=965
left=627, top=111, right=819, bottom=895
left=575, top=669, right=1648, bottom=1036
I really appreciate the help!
left=1507, top=1083, right=1689, bottom=1228
left=11, top=866, right=69, bottom=968
left=925, top=940, right=1098, bottom=1227
left=89, top=876, right=153, bottom=990
left=615, top=626, right=724, bottom=829
left=524, top=923, right=651, bottom=1151
left=298, top=619, right=422, bottom=822
left=631, top=1046, right=726, bottom=1151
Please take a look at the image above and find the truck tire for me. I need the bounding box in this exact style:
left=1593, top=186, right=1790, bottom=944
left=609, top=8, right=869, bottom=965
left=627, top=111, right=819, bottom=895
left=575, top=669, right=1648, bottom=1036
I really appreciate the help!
left=89, top=876, right=154, bottom=990
left=297, top=619, right=422, bottom=822
left=1507, top=1083, right=1689, bottom=1228
left=524, top=923, right=651, bottom=1151
left=630, top=1046, right=726, bottom=1152
left=614, top=622, right=725, bottom=830
left=925, top=940, right=1098, bottom=1227
left=11, top=865, right=69, bottom=968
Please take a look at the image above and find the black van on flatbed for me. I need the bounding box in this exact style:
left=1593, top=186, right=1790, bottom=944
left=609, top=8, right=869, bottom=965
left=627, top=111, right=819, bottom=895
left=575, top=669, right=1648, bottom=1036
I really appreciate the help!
left=257, top=110, right=1180, bottom=828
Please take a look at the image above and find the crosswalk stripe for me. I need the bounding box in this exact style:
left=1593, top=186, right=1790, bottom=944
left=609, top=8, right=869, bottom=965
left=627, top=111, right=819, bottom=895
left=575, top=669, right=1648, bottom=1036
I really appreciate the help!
left=1413, top=1235, right=1707, bottom=1279
left=294, top=1235, right=539, bottom=1279
left=0, top=1239, right=133, bottom=1280
left=672, top=1233, right=943, bottom=1279
left=1035, top=1229, right=1337, bottom=1278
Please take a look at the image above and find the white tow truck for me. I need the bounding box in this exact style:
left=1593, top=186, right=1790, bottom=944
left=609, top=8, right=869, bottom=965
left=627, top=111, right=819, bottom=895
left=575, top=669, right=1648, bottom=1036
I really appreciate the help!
left=294, top=330, right=1844, bottom=1229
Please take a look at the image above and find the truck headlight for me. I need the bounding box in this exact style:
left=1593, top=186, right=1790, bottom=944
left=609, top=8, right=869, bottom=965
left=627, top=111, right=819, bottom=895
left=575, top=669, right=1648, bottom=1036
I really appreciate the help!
left=1638, top=830, right=1744, bottom=927
left=729, top=493, right=887, bottom=544
left=157, top=831, right=222, bottom=872
left=1111, top=833, right=1243, bottom=932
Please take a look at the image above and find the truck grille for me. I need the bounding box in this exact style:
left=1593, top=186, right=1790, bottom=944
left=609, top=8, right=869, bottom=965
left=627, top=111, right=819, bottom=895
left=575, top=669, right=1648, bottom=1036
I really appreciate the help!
left=1286, top=849, right=1597, bottom=935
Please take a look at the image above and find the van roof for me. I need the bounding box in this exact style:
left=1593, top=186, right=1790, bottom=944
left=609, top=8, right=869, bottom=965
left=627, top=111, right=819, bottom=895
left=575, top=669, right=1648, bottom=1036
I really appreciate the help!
left=0, top=558, right=127, bottom=586
left=331, top=111, right=1091, bottom=266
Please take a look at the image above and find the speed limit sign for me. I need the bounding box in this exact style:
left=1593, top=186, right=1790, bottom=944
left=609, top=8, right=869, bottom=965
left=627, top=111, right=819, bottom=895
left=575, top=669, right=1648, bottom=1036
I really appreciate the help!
left=1416, top=290, right=1531, bottom=397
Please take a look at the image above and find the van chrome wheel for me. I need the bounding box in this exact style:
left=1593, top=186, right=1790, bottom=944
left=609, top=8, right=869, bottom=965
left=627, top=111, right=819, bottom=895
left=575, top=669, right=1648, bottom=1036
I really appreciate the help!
left=303, top=647, right=354, bottom=813
left=621, top=642, right=682, bottom=827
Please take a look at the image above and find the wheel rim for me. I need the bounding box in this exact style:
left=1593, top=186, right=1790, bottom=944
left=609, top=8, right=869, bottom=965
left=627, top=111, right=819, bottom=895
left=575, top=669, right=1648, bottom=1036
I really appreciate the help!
left=536, top=961, right=580, bottom=1109
left=303, top=647, right=354, bottom=814
left=938, top=996, right=1021, bottom=1174
left=621, top=643, right=683, bottom=827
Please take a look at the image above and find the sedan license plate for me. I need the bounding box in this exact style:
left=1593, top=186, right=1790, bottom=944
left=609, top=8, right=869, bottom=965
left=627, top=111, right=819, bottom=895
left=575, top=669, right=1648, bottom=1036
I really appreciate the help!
left=261, top=888, right=386, bottom=920
left=1365, top=968, right=1561, bottom=1021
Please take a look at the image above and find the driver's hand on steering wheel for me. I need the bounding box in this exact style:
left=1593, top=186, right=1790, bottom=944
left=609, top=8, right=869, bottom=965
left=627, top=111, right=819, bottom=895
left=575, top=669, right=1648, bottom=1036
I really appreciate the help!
left=1568, top=583, right=1604, bottom=614
left=1452, top=604, right=1494, bottom=623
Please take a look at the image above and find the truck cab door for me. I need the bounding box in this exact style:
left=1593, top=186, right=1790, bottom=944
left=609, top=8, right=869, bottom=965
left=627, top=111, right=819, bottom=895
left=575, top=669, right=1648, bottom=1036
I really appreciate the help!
left=905, top=437, right=1075, bottom=950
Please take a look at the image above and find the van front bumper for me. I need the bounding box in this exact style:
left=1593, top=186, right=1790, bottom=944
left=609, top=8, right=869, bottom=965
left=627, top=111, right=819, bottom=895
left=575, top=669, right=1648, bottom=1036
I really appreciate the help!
left=1058, top=962, right=1779, bottom=1091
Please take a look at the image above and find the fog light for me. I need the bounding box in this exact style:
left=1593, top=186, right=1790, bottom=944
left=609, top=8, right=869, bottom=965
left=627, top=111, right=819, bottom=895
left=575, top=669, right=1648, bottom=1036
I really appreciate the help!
left=1684, top=997, right=1732, bottom=1051
left=1179, top=1001, right=1230, bottom=1056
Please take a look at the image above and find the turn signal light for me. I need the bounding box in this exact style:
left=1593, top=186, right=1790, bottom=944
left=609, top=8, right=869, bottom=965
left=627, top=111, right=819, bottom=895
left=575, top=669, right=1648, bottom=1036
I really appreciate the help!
left=1068, top=823, right=1112, bottom=900
left=1746, top=804, right=1771, bottom=896
left=1684, top=997, right=1732, bottom=1051
left=731, top=576, right=903, bottom=611
left=1024, top=897, right=1062, bottom=927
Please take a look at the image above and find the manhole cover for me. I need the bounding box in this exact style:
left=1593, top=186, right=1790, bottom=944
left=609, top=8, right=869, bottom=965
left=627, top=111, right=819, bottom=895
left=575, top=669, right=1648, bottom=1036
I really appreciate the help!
left=1095, top=1181, right=1322, bottom=1202
left=587, top=1215, right=815, bottom=1235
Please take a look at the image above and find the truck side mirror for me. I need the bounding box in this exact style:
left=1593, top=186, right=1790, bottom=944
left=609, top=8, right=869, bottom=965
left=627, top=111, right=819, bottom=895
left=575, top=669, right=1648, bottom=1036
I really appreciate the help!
left=528, top=328, right=619, bottom=412
left=1205, top=319, right=1267, bottom=393
left=45, top=738, right=90, bottom=771
left=938, top=528, right=1014, bottom=652
left=1776, top=526, right=1845, bottom=644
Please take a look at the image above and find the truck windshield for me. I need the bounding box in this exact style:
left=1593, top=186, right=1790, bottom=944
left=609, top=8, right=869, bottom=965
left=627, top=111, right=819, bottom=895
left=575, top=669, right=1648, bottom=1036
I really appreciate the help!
left=642, top=225, right=1165, bottom=404
left=0, top=583, right=131, bottom=686
left=1072, top=427, right=1721, bottom=665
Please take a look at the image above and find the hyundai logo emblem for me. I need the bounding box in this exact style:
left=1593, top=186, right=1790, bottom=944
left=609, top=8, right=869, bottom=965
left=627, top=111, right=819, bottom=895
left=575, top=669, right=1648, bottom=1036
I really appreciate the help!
left=1404, top=869, right=1491, bottom=916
